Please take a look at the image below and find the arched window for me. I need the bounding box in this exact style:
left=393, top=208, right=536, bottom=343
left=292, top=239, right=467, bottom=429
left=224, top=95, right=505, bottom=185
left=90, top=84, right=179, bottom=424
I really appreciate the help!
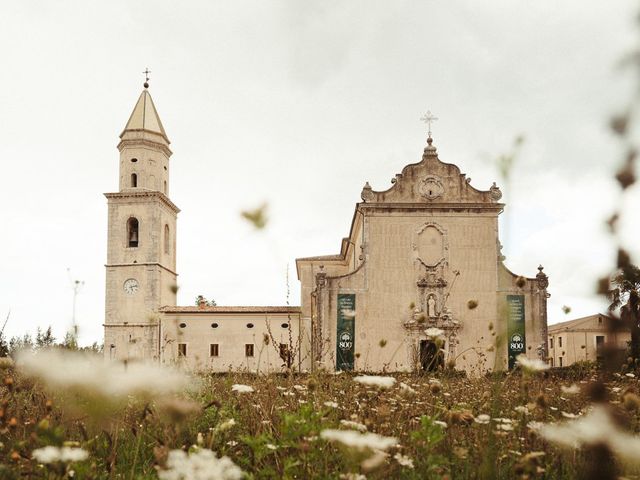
left=164, top=224, right=170, bottom=254
left=164, top=180, right=167, bottom=194
left=127, top=217, right=139, bottom=247
left=131, top=173, right=137, bottom=187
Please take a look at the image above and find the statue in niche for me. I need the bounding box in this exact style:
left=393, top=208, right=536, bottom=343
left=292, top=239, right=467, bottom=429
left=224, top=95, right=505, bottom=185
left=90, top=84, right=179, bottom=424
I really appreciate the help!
left=427, top=295, right=437, bottom=317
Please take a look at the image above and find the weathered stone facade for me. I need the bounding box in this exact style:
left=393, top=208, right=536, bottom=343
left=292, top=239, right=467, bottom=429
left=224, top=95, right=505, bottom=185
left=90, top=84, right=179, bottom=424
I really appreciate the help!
left=104, top=86, right=548, bottom=374
left=296, top=138, right=549, bottom=374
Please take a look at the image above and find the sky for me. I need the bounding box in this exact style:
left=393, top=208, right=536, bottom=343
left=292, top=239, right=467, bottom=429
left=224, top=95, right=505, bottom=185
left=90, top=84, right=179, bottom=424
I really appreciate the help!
left=0, top=0, right=638, bottom=345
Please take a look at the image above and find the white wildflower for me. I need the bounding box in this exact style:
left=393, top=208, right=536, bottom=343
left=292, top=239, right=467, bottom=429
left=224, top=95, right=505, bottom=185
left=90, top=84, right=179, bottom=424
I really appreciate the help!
left=214, top=418, right=236, bottom=433
left=266, top=444, right=277, bottom=450
left=158, top=448, right=243, bottom=480
left=425, top=328, right=445, bottom=339
left=18, top=350, right=190, bottom=398
left=394, top=453, right=415, bottom=468
left=293, top=384, right=307, bottom=391
left=339, top=474, right=366, bottom=480
left=474, top=414, right=491, bottom=424
left=515, top=354, right=550, bottom=372
left=527, top=421, right=543, bottom=431
left=340, top=420, right=368, bottom=432
left=353, top=375, right=396, bottom=389
left=320, top=429, right=397, bottom=451
left=324, top=401, right=339, bottom=408
left=32, top=446, right=89, bottom=464
left=536, top=405, right=640, bottom=464
left=514, top=406, right=529, bottom=415
left=226, top=441, right=238, bottom=447
left=497, top=423, right=514, bottom=431
left=561, top=384, right=580, bottom=395
left=399, top=382, right=416, bottom=395
left=231, top=384, right=254, bottom=394
left=434, top=420, right=448, bottom=429
left=625, top=373, right=636, bottom=378
left=561, top=411, right=580, bottom=419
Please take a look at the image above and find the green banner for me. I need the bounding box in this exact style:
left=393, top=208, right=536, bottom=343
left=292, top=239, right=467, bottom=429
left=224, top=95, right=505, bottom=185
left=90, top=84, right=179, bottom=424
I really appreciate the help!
left=507, top=295, right=526, bottom=369
left=336, top=294, right=356, bottom=371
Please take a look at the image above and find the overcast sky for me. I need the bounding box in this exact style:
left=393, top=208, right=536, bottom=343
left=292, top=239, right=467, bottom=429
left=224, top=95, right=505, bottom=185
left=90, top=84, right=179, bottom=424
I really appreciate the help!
left=1, top=1, right=638, bottom=345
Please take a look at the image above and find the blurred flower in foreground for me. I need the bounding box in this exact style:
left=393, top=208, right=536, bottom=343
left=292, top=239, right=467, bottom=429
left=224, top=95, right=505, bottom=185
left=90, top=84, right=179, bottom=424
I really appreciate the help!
left=516, top=354, right=550, bottom=373
left=17, top=350, right=191, bottom=398
left=353, top=375, right=396, bottom=389
left=320, top=429, right=397, bottom=451
left=240, top=203, right=268, bottom=230
left=32, top=446, right=88, bottom=464
left=534, top=405, right=640, bottom=465
left=158, top=448, right=243, bottom=480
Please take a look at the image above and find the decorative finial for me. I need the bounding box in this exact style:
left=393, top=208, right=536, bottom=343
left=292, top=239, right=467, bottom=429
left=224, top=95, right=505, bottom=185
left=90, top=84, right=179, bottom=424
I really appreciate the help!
left=143, top=68, right=151, bottom=89
left=420, top=110, right=439, bottom=140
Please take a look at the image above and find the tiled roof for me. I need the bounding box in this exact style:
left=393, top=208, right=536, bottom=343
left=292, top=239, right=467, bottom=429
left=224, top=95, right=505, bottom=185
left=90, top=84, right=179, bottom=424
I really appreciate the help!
left=548, top=314, right=611, bottom=332
left=159, top=305, right=301, bottom=314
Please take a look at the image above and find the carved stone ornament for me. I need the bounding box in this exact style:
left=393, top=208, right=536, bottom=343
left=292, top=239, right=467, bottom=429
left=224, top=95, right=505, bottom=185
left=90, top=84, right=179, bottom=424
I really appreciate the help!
left=536, top=265, right=549, bottom=289
left=490, top=182, right=503, bottom=201
left=361, top=182, right=374, bottom=202
left=418, top=175, right=444, bottom=201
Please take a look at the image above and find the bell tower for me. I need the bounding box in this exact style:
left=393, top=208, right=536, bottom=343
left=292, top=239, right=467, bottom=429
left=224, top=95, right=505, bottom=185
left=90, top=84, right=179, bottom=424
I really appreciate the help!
left=104, top=80, right=179, bottom=361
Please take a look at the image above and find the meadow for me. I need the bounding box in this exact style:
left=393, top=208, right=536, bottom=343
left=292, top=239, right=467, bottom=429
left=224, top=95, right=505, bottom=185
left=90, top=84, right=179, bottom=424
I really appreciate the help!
left=2, top=350, right=640, bottom=479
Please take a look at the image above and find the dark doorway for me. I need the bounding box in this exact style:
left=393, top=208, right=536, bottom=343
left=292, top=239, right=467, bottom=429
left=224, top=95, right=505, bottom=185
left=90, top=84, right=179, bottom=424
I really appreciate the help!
left=420, top=340, right=444, bottom=371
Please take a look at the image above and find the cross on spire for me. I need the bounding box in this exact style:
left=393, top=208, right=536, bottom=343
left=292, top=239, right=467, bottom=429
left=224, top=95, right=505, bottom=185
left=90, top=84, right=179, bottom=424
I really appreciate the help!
left=142, top=68, right=151, bottom=88
left=420, top=110, right=438, bottom=139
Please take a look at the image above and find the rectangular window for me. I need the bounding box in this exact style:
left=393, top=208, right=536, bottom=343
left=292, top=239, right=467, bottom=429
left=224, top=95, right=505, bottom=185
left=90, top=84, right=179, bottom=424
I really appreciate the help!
left=549, top=338, right=554, bottom=349
left=550, top=358, right=554, bottom=367
left=245, top=344, right=254, bottom=357
left=178, top=343, right=187, bottom=357
left=210, top=344, right=219, bottom=357
left=558, top=337, right=563, bottom=348
left=559, top=356, right=563, bottom=367
left=596, top=335, right=605, bottom=349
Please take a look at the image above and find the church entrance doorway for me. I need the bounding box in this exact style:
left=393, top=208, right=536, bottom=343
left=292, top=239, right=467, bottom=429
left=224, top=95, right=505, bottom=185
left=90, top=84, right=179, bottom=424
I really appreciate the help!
left=420, top=339, right=443, bottom=371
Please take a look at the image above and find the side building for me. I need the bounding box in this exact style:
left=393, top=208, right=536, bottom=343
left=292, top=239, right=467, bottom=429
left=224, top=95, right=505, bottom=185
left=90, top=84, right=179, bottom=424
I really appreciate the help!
left=547, top=314, right=630, bottom=367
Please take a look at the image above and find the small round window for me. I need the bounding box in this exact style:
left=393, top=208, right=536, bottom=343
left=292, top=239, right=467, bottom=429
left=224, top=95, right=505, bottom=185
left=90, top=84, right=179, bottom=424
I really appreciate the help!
left=246, top=323, right=254, bottom=329
left=281, top=323, right=289, bottom=329
left=211, top=323, right=219, bottom=328
left=131, top=158, right=138, bottom=163
left=179, top=322, right=186, bottom=328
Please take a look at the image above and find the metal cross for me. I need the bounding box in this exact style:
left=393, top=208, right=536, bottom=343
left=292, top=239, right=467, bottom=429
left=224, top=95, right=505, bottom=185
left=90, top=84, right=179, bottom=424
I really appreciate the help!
left=143, top=68, right=151, bottom=82
left=420, top=110, right=439, bottom=138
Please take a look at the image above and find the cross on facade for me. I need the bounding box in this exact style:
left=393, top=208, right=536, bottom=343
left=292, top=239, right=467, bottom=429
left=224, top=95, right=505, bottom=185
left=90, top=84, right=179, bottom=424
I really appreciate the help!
left=143, top=68, right=151, bottom=82
left=420, top=110, right=439, bottom=138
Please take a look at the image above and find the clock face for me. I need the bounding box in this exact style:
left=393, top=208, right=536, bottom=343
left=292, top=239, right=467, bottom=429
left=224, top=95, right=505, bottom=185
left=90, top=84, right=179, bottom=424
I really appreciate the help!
left=123, top=278, right=139, bottom=295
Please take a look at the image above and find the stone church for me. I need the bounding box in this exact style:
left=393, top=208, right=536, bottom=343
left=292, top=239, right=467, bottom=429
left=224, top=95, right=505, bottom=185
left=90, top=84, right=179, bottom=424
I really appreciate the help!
left=104, top=84, right=549, bottom=374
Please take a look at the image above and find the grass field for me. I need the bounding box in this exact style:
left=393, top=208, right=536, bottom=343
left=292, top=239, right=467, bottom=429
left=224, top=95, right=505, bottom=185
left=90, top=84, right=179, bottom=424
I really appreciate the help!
left=2, top=352, right=640, bottom=479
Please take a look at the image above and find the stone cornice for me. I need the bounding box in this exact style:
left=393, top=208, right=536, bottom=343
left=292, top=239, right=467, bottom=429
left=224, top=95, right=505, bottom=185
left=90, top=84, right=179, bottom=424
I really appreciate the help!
left=358, top=202, right=504, bottom=213
left=117, top=137, right=172, bottom=157
left=104, top=262, right=178, bottom=276
left=104, top=190, right=180, bottom=214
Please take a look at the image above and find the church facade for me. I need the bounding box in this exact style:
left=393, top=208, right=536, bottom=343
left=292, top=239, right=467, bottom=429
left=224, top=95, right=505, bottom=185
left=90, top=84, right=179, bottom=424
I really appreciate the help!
left=104, top=85, right=549, bottom=374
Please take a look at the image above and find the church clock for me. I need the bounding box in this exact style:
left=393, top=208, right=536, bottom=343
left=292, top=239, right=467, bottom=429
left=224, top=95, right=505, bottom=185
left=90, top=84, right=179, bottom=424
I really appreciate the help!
left=123, top=278, right=139, bottom=295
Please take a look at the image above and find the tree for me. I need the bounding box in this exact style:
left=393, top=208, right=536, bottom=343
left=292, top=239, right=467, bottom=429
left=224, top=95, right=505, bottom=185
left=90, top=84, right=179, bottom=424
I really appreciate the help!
left=609, top=264, right=640, bottom=361
left=35, top=326, right=56, bottom=349
left=195, top=295, right=217, bottom=306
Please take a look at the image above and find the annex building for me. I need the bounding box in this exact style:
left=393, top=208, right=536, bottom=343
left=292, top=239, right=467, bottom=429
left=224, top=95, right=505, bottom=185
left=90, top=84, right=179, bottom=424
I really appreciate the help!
left=104, top=84, right=549, bottom=374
